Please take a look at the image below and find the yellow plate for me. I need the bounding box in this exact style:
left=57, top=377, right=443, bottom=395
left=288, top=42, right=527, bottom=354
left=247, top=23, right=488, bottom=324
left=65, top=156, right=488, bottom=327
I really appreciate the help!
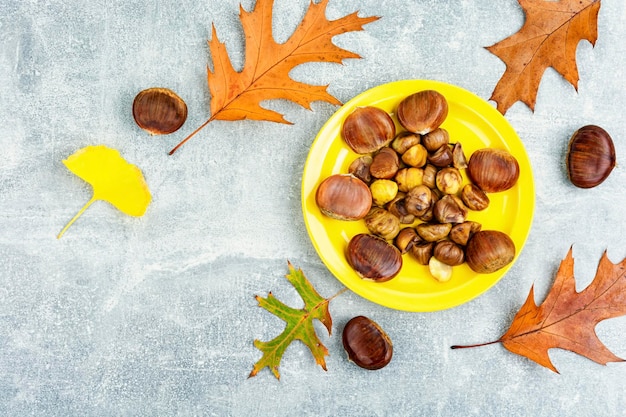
left=301, top=80, right=535, bottom=312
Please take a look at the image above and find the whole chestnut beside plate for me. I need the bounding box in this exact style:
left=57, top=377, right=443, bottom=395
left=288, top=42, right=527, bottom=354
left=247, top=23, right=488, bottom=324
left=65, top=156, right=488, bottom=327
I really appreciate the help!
left=342, top=316, right=392, bottom=370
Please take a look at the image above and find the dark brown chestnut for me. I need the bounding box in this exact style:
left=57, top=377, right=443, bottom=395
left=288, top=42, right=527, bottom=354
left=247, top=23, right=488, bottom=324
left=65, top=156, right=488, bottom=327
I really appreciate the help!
left=342, top=106, right=396, bottom=154
left=567, top=125, right=616, bottom=188
left=133, top=87, right=188, bottom=135
left=346, top=234, right=402, bottom=282
left=342, top=316, right=393, bottom=370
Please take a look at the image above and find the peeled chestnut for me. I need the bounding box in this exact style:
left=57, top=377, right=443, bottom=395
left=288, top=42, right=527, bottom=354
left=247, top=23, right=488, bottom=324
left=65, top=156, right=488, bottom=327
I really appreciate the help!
left=365, top=207, right=401, bottom=240
left=467, top=149, right=520, bottom=193
left=416, top=222, right=451, bottom=242
left=436, top=167, right=463, bottom=195
left=410, top=241, right=434, bottom=265
left=386, top=194, right=415, bottom=224
left=342, top=316, right=393, bottom=370
left=395, top=167, right=424, bottom=192
left=404, top=185, right=433, bottom=217
left=402, top=144, right=428, bottom=167
left=133, top=87, right=188, bottom=135
left=316, top=174, right=372, bottom=220
left=342, top=106, right=396, bottom=154
left=449, top=221, right=481, bottom=246
left=465, top=230, right=515, bottom=274
left=422, top=128, right=450, bottom=152
left=391, top=131, right=421, bottom=154
left=394, top=227, right=420, bottom=253
left=433, top=195, right=468, bottom=224
left=346, top=234, right=403, bottom=282
left=461, top=184, right=490, bottom=211
left=397, top=90, right=448, bottom=135
left=428, top=145, right=454, bottom=168
left=434, top=240, right=465, bottom=266
left=567, top=125, right=616, bottom=188
left=370, top=179, right=398, bottom=207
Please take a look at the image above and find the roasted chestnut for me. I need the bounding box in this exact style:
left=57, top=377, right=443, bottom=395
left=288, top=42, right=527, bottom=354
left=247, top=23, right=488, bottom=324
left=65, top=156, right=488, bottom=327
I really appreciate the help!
left=394, top=227, right=420, bottom=254
left=365, top=208, right=401, bottom=240
left=449, top=221, right=481, bottom=246
left=433, top=195, right=468, bottom=224
left=346, top=234, right=403, bottom=282
left=465, top=230, right=515, bottom=274
left=429, top=257, right=452, bottom=282
left=428, top=145, right=454, bottom=168
left=397, top=90, right=448, bottom=135
left=567, top=125, right=616, bottom=188
left=433, top=240, right=465, bottom=266
left=410, top=241, right=434, bottom=265
left=452, top=142, right=468, bottom=169
left=467, top=149, right=520, bottom=193
left=422, top=128, right=450, bottom=152
left=133, top=87, right=188, bottom=135
left=391, top=131, right=421, bottom=154
left=316, top=174, right=372, bottom=220
left=370, top=179, right=398, bottom=207
left=370, top=147, right=400, bottom=179
left=342, top=316, right=393, bottom=370
left=395, top=167, right=424, bottom=192
left=342, top=106, right=396, bottom=154
left=404, top=185, right=433, bottom=217
left=416, top=222, right=451, bottom=242
left=401, top=144, right=428, bottom=167
left=386, top=194, right=415, bottom=224
left=348, top=155, right=373, bottom=184
left=436, top=167, right=463, bottom=195
left=461, top=184, right=490, bottom=211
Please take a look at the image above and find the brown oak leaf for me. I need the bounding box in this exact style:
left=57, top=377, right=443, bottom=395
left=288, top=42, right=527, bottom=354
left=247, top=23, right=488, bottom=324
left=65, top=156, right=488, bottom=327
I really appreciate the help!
left=452, top=248, right=626, bottom=373
left=486, top=0, right=601, bottom=114
left=169, top=0, right=379, bottom=154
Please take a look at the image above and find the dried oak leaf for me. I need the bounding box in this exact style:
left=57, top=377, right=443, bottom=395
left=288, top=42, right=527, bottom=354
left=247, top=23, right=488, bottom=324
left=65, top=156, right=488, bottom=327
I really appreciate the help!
left=487, top=0, right=601, bottom=114
left=169, top=0, right=379, bottom=154
left=250, top=262, right=334, bottom=380
left=453, top=248, right=626, bottom=373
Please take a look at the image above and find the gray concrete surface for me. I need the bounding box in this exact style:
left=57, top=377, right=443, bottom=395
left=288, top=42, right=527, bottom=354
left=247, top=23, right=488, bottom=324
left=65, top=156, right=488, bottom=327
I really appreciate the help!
left=1, top=0, right=626, bottom=415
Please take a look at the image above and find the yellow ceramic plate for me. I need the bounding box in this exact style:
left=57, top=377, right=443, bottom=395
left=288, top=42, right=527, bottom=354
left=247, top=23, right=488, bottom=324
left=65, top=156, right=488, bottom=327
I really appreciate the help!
left=302, top=80, right=534, bottom=312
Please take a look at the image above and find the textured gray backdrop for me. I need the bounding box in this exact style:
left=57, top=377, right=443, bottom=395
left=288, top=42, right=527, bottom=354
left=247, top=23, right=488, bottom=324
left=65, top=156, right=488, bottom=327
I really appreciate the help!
left=1, top=0, right=625, bottom=416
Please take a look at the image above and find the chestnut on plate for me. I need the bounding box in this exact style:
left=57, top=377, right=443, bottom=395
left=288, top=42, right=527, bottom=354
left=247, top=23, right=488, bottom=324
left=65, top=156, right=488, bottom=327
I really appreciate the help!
left=316, top=174, right=372, bottom=221
left=346, top=234, right=402, bottom=282
left=342, top=316, right=393, bottom=370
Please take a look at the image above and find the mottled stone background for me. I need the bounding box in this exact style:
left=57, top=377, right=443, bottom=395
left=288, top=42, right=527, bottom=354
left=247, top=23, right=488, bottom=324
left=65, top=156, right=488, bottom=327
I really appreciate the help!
left=1, top=0, right=625, bottom=415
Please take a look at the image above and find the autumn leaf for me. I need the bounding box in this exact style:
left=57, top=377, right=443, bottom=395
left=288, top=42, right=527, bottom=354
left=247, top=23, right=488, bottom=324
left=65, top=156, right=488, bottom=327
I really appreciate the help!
left=452, top=248, right=626, bottom=373
left=250, top=262, right=340, bottom=380
left=57, top=145, right=151, bottom=239
left=486, top=0, right=601, bottom=114
left=168, top=0, right=379, bottom=154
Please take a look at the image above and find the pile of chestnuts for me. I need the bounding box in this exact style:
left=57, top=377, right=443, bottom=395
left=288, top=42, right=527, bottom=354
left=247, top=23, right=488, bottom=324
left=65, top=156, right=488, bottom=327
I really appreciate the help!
left=316, top=89, right=520, bottom=283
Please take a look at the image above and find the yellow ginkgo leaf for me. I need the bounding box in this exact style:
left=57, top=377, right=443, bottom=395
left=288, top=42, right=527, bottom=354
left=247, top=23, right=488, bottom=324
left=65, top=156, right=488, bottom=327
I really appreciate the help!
left=57, top=145, right=151, bottom=239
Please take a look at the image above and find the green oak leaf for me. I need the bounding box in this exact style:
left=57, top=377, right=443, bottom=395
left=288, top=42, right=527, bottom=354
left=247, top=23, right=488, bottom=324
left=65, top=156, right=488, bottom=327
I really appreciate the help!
left=250, top=262, right=333, bottom=379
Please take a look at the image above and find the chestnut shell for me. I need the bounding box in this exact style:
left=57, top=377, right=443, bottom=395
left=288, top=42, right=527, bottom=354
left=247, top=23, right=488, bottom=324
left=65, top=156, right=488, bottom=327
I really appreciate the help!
left=567, top=125, right=616, bottom=188
left=342, top=106, right=396, bottom=154
left=342, top=316, right=393, bottom=370
left=346, top=234, right=402, bottom=282
left=133, top=87, right=188, bottom=135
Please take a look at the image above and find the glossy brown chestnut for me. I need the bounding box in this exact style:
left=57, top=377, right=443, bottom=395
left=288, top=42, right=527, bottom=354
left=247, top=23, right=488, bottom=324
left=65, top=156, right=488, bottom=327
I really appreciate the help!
left=465, top=230, right=515, bottom=274
left=346, top=234, right=402, bottom=282
left=316, top=174, right=372, bottom=221
left=133, top=87, right=188, bottom=135
left=467, top=149, right=520, bottom=193
left=342, top=316, right=393, bottom=370
left=567, top=125, right=616, bottom=188
left=342, top=106, right=396, bottom=154
left=397, top=90, right=448, bottom=135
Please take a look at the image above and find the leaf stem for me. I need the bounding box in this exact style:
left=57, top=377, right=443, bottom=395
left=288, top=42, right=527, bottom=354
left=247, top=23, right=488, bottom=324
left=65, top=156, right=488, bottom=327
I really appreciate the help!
left=168, top=116, right=215, bottom=156
left=329, top=287, right=349, bottom=302
left=450, top=340, right=501, bottom=350
left=57, top=197, right=96, bottom=239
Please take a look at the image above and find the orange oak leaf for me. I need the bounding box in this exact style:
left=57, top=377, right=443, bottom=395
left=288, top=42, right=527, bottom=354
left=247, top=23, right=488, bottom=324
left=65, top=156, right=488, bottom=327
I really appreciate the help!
left=169, top=0, right=379, bottom=154
left=486, top=0, right=601, bottom=114
left=452, top=248, right=626, bottom=373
